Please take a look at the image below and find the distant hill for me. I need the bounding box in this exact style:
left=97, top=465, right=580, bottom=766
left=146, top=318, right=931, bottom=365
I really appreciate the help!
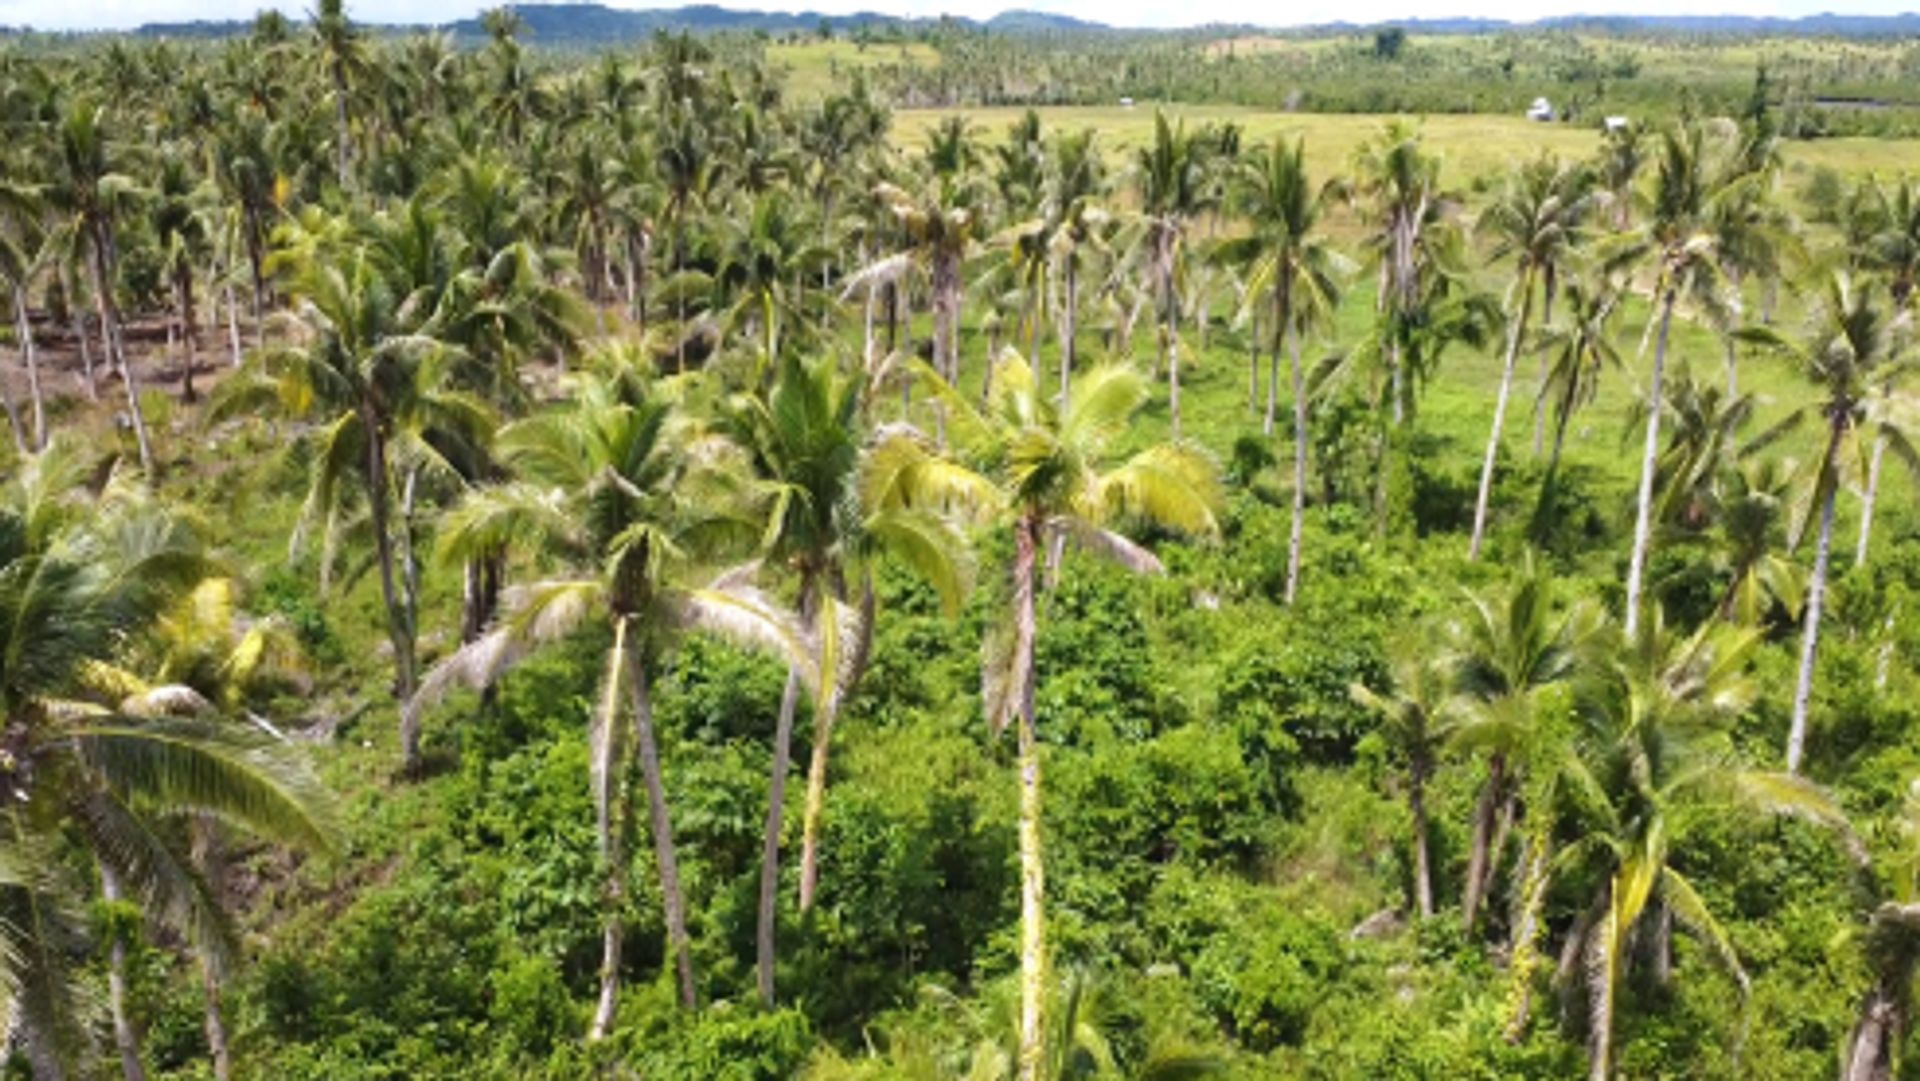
left=134, top=3, right=1106, bottom=42
left=122, top=3, right=1920, bottom=42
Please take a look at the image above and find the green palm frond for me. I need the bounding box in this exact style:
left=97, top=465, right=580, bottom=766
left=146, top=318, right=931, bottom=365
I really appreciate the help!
left=71, top=719, right=334, bottom=851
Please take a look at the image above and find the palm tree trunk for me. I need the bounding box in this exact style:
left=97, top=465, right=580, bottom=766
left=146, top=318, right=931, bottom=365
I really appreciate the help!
left=0, top=343, right=26, bottom=455
left=15, top=286, right=44, bottom=450
left=223, top=280, right=242, bottom=368
left=191, top=820, right=232, bottom=1081
left=796, top=579, right=875, bottom=912
left=176, top=265, right=199, bottom=405
left=1857, top=436, right=1886, bottom=567
left=1161, top=247, right=1182, bottom=442
left=89, top=231, right=153, bottom=475
left=1266, top=272, right=1288, bottom=438
left=243, top=206, right=267, bottom=350
left=1625, top=287, right=1677, bottom=641
left=64, top=264, right=99, bottom=401
left=627, top=644, right=698, bottom=1009
left=1471, top=268, right=1535, bottom=560
left=1012, top=511, right=1046, bottom=1081
left=1788, top=422, right=1844, bottom=775
left=1059, top=259, right=1077, bottom=401
left=1463, top=753, right=1506, bottom=931
left=589, top=617, right=630, bottom=1041
left=1842, top=980, right=1900, bottom=1081
left=1531, top=265, right=1556, bottom=456
left=1505, top=830, right=1552, bottom=1041
left=1248, top=299, right=1261, bottom=413
left=1724, top=268, right=1744, bottom=398
left=332, top=59, right=351, bottom=188
left=1285, top=317, right=1308, bottom=607
left=100, top=864, right=149, bottom=1081
left=1532, top=367, right=1582, bottom=544
left=1409, top=756, right=1433, bottom=918
left=757, top=578, right=816, bottom=1006
left=367, top=422, right=421, bottom=770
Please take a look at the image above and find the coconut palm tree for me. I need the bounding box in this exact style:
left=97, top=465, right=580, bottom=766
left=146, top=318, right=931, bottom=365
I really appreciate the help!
left=1620, top=120, right=1747, bottom=640
left=150, top=143, right=215, bottom=404
left=1223, top=137, right=1345, bottom=603
left=1531, top=274, right=1624, bottom=541
left=1132, top=111, right=1212, bottom=441
left=311, top=0, right=363, bottom=189
left=1470, top=154, right=1592, bottom=560
left=1447, top=553, right=1603, bottom=933
left=720, top=352, right=985, bottom=1003
left=1548, top=609, right=1848, bottom=1079
left=213, top=237, right=488, bottom=771
left=713, top=191, right=828, bottom=371
left=46, top=100, right=155, bottom=473
left=1043, top=128, right=1109, bottom=400
left=1740, top=272, right=1916, bottom=774
left=922, top=352, right=1221, bottom=1081
left=411, top=363, right=815, bottom=1033
left=1351, top=648, right=1457, bottom=919
left=1842, top=778, right=1920, bottom=1081
left=0, top=441, right=333, bottom=1079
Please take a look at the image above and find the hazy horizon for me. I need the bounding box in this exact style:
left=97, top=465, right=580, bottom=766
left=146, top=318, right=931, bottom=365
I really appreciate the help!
left=4, top=0, right=1917, bottom=38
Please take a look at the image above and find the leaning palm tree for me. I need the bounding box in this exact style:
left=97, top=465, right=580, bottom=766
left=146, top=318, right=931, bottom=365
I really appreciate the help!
left=0, top=442, right=333, bottom=1079
left=1470, top=154, right=1591, bottom=560
left=410, top=364, right=816, bottom=1035
left=922, top=351, right=1221, bottom=1081
left=1740, top=272, right=1916, bottom=774
left=1620, top=120, right=1745, bottom=639
left=1222, top=137, right=1345, bottom=603
left=720, top=353, right=985, bottom=1005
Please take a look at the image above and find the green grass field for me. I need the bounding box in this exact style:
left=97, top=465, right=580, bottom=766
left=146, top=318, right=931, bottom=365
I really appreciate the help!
left=891, top=106, right=1920, bottom=188
left=769, top=39, right=939, bottom=99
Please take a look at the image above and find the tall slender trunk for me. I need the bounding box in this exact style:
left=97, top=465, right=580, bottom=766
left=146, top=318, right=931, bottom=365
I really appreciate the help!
left=1787, top=422, right=1844, bottom=775
left=368, top=420, right=421, bottom=769
left=1724, top=268, right=1744, bottom=398
left=1463, top=753, right=1506, bottom=931
left=1248, top=299, right=1261, bottom=413
left=1858, top=436, right=1886, bottom=567
left=1471, top=268, right=1535, bottom=560
left=1011, top=512, right=1045, bottom=1081
left=223, top=280, right=243, bottom=368
left=1505, top=830, right=1552, bottom=1041
left=1266, top=269, right=1289, bottom=437
left=1285, top=317, right=1308, bottom=607
left=244, top=206, right=266, bottom=349
left=0, top=342, right=26, bottom=455
left=627, top=645, right=698, bottom=1009
left=191, top=820, right=232, bottom=1081
left=757, top=578, right=816, bottom=1006
left=176, top=264, right=199, bottom=405
left=89, top=230, right=154, bottom=475
left=1059, top=259, right=1077, bottom=401
left=1624, top=288, right=1677, bottom=641
left=65, top=264, right=98, bottom=401
left=332, top=58, right=351, bottom=188
left=799, top=580, right=871, bottom=912
left=1531, top=264, right=1556, bottom=455
left=15, top=286, right=44, bottom=450
left=1532, top=364, right=1582, bottom=543
left=589, top=617, right=630, bottom=1041
left=1841, top=980, right=1900, bottom=1081
left=100, top=865, right=148, bottom=1081
left=1409, top=757, right=1433, bottom=918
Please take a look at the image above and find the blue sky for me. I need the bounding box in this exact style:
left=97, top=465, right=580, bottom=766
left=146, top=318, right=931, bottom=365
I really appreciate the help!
left=3, top=0, right=1916, bottom=34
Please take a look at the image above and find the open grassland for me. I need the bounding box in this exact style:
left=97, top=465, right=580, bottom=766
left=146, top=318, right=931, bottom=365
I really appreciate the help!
left=769, top=39, right=938, bottom=98
left=892, top=106, right=1920, bottom=187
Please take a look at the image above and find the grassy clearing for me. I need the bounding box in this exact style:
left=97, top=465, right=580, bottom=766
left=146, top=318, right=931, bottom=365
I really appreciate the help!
left=770, top=39, right=939, bottom=99
left=892, top=106, right=1920, bottom=186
